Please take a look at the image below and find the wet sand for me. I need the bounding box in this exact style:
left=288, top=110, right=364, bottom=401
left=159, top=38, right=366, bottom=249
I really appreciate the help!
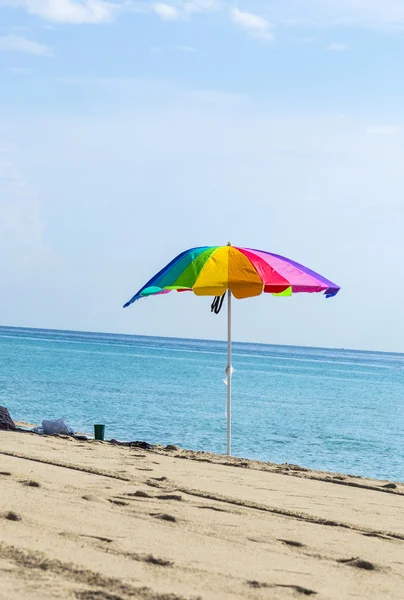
left=0, top=431, right=403, bottom=599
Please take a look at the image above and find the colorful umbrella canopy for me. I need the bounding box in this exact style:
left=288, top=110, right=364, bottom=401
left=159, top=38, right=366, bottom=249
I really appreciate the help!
left=124, top=244, right=340, bottom=456
left=124, top=245, right=340, bottom=306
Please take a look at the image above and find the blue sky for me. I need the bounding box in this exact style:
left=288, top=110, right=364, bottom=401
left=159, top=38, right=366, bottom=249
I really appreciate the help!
left=1, top=0, right=404, bottom=351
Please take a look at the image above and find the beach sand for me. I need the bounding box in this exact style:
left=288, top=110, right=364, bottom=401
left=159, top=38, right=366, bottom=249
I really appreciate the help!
left=0, top=431, right=403, bottom=599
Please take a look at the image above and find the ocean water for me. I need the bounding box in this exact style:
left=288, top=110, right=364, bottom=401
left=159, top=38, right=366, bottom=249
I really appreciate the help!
left=0, top=326, right=403, bottom=482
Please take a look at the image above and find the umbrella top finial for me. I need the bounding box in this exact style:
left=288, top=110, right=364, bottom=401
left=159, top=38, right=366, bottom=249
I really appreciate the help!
left=227, top=241, right=232, bottom=246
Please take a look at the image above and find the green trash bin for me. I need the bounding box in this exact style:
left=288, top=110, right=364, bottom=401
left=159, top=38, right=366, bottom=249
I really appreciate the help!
left=94, top=424, right=105, bottom=440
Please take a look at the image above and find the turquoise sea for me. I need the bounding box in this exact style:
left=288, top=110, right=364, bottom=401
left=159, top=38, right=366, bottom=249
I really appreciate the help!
left=1, top=326, right=403, bottom=482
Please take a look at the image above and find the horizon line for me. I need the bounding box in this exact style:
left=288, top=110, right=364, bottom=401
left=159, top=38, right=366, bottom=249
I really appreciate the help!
left=0, top=324, right=402, bottom=357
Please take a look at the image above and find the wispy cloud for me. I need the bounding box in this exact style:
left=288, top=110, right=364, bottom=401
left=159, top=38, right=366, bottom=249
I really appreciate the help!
left=328, top=42, right=347, bottom=52
left=0, top=0, right=118, bottom=24
left=3, top=0, right=404, bottom=31
left=149, top=45, right=163, bottom=53
left=230, top=7, right=274, bottom=40
left=365, top=125, right=400, bottom=136
left=178, top=44, right=197, bottom=52
left=153, top=2, right=181, bottom=20
left=151, top=0, right=221, bottom=22
left=0, top=33, right=53, bottom=56
left=325, top=0, right=404, bottom=28
left=258, top=0, right=404, bottom=31
left=181, top=0, right=219, bottom=14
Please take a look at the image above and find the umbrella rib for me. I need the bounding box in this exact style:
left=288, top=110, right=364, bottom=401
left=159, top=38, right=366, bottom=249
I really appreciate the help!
left=191, top=246, right=226, bottom=295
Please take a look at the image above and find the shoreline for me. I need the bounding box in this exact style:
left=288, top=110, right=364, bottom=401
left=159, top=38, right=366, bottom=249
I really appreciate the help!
left=14, top=421, right=402, bottom=486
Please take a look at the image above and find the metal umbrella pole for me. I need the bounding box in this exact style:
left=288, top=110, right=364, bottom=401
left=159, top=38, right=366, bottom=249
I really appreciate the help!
left=226, top=289, right=232, bottom=455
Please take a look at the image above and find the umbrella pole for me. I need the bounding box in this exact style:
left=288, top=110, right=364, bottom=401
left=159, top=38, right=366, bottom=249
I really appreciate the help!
left=226, top=290, right=232, bottom=455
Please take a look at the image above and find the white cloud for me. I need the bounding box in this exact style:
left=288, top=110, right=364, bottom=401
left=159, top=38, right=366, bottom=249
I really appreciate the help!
left=178, top=44, right=197, bottom=52
left=327, top=0, right=404, bottom=27
left=0, top=0, right=118, bottom=24
left=365, top=125, right=400, bottom=136
left=3, top=0, right=404, bottom=30
left=328, top=42, right=347, bottom=51
left=153, top=2, right=180, bottom=20
left=230, top=8, right=274, bottom=40
left=255, top=0, right=404, bottom=30
left=181, top=0, right=219, bottom=14
left=0, top=34, right=53, bottom=56
left=151, top=0, right=220, bottom=22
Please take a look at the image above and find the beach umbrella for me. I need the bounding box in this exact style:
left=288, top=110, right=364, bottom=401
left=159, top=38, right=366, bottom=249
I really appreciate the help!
left=124, top=243, right=340, bottom=455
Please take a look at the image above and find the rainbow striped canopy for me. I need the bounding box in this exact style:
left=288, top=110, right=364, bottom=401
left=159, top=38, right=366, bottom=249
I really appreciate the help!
left=124, top=246, right=339, bottom=307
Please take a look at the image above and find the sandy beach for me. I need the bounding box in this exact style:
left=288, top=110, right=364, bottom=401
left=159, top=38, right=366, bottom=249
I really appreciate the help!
left=0, top=431, right=403, bottom=600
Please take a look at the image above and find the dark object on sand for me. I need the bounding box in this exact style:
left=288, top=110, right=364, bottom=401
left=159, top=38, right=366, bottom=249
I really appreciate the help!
left=94, top=424, right=105, bottom=440
left=128, top=441, right=153, bottom=450
left=109, top=439, right=153, bottom=449
left=0, top=407, right=16, bottom=431
left=5, top=511, right=21, bottom=521
left=22, top=480, right=41, bottom=488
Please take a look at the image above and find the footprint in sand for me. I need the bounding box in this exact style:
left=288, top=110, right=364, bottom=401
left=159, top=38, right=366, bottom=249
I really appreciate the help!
left=75, top=591, right=123, bottom=600
left=247, top=581, right=317, bottom=596
left=108, top=499, right=129, bottom=507
left=337, top=557, right=377, bottom=571
left=80, top=534, right=114, bottom=544
left=0, top=472, right=12, bottom=477
left=21, top=480, right=41, bottom=488
left=198, top=505, right=229, bottom=513
left=4, top=511, right=21, bottom=522
left=156, top=494, right=183, bottom=502
left=150, top=513, right=177, bottom=523
left=126, top=491, right=152, bottom=498
left=362, top=532, right=393, bottom=541
left=129, top=553, right=174, bottom=567
left=144, top=481, right=162, bottom=489
left=278, top=539, right=306, bottom=548
left=82, top=495, right=98, bottom=501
